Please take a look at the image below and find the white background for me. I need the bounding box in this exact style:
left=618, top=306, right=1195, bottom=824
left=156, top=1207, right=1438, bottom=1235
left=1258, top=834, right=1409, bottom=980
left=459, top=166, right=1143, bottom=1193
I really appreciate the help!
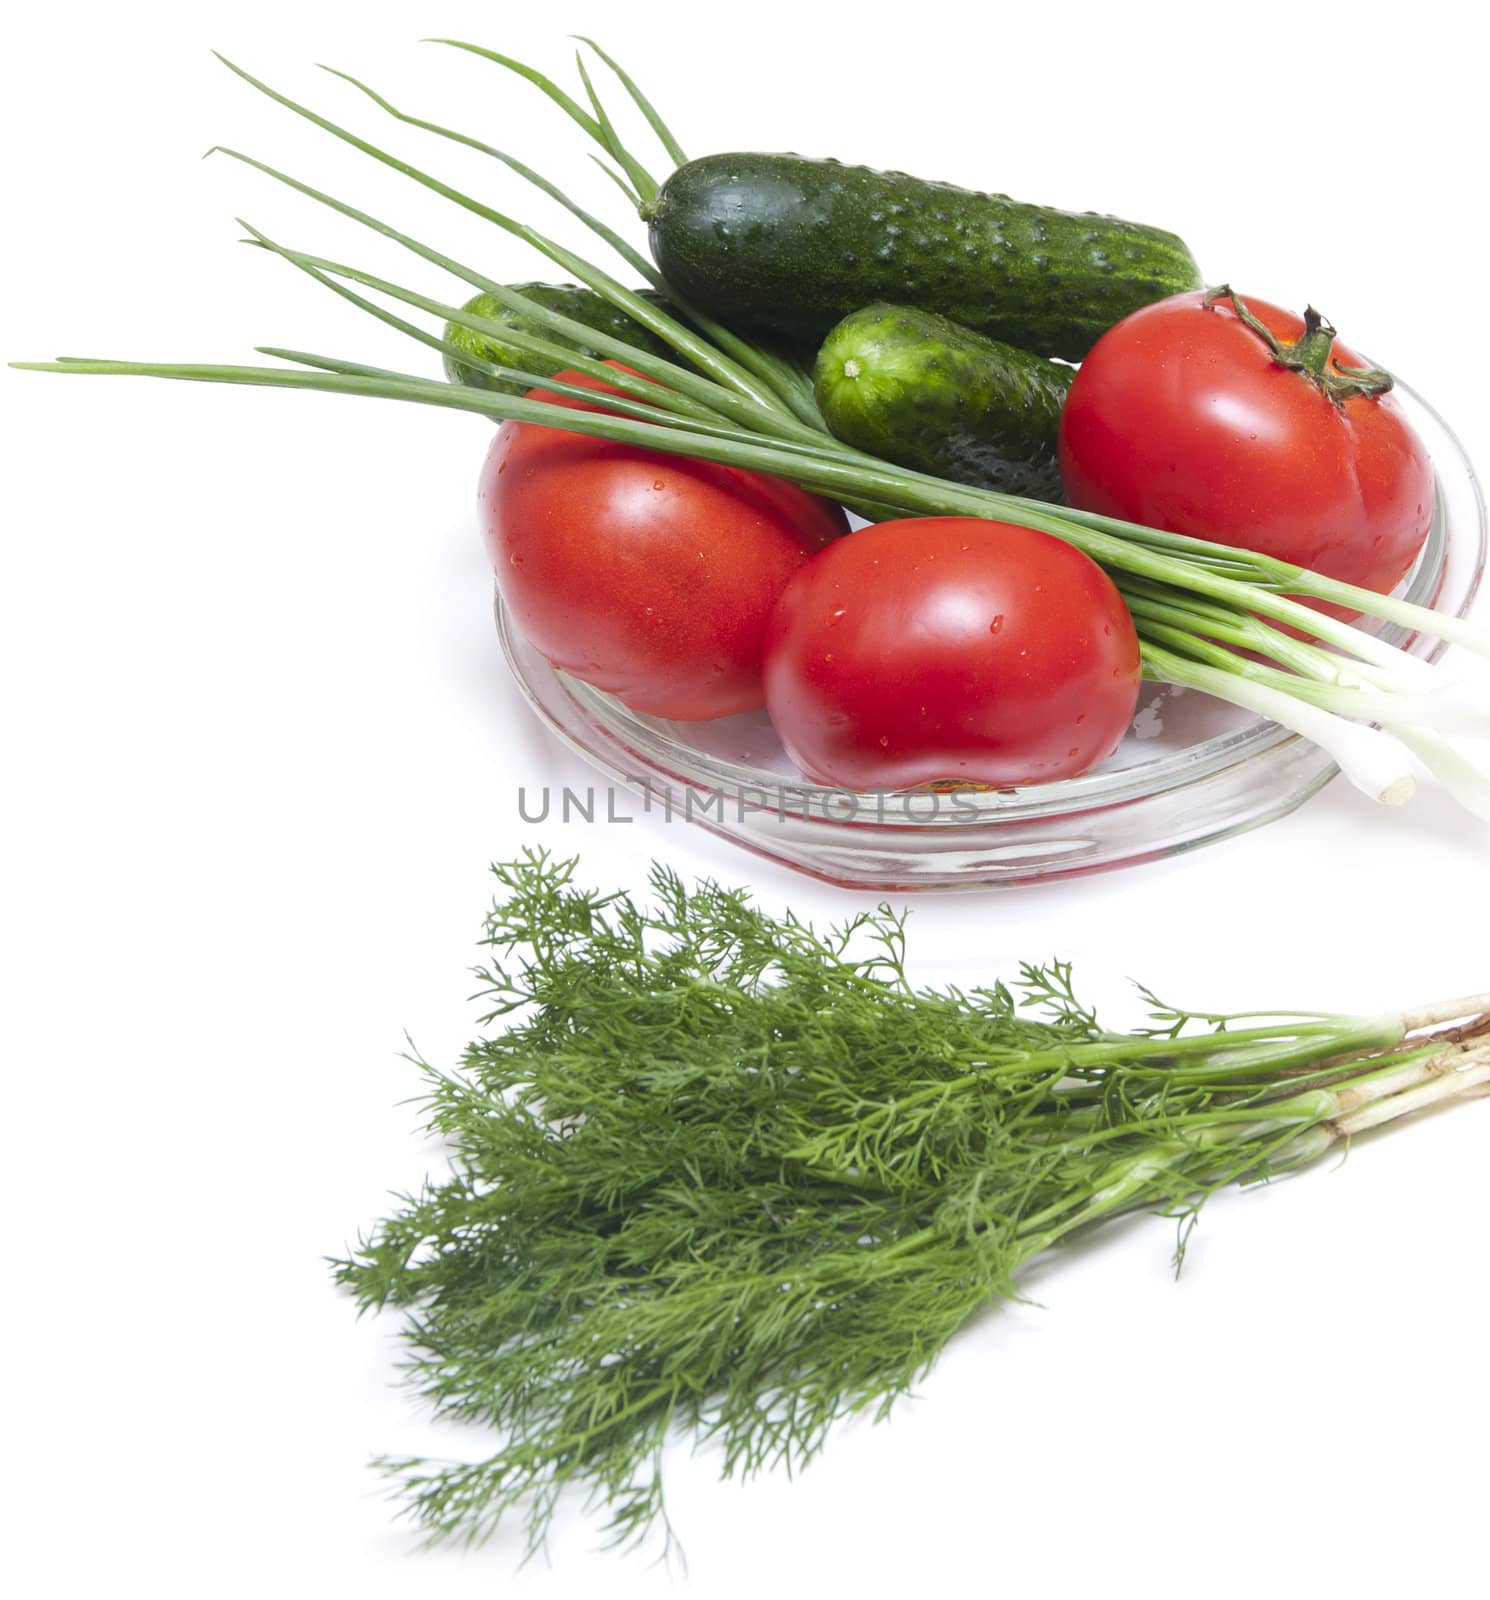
left=3, top=3, right=1487, bottom=1595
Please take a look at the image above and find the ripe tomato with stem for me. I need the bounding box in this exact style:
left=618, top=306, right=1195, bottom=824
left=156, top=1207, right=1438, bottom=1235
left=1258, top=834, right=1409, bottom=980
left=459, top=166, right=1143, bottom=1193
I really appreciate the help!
left=1059, top=287, right=1434, bottom=612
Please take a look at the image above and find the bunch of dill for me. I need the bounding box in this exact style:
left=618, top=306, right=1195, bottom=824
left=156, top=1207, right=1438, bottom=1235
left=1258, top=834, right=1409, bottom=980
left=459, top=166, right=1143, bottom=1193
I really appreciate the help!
left=333, top=851, right=1489, bottom=1555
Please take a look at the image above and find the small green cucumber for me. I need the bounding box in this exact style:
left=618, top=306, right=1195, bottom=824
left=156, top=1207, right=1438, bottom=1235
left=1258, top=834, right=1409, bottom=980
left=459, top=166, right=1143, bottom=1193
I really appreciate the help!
left=814, top=305, right=1073, bottom=500
left=442, top=282, right=677, bottom=393
left=646, top=152, right=1202, bottom=360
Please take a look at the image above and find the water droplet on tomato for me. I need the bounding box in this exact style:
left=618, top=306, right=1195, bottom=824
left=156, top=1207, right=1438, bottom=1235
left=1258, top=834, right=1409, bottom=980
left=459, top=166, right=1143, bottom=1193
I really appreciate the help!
left=652, top=479, right=665, bottom=490
left=828, top=607, right=846, bottom=625
left=1068, top=747, right=1079, bottom=758
left=509, top=552, right=523, bottom=567
left=989, top=615, right=1005, bottom=634
left=1076, top=713, right=1086, bottom=725
left=878, top=735, right=890, bottom=748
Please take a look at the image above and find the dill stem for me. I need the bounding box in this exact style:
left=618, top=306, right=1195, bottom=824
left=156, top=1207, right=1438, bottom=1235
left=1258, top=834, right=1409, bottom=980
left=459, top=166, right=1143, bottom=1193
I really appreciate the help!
left=865, top=1040, right=1489, bottom=1268
left=821, top=1018, right=1407, bottom=1127
left=1398, top=993, right=1490, bottom=1031
left=1330, top=1044, right=1490, bottom=1136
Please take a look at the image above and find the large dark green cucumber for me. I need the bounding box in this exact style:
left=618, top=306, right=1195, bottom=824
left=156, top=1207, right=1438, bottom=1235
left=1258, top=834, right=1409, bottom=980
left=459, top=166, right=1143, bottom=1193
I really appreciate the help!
left=645, top=153, right=1201, bottom=361
left=442, top=282, right=677, bottom=393
left=815, top=305, right=1073, bottom=500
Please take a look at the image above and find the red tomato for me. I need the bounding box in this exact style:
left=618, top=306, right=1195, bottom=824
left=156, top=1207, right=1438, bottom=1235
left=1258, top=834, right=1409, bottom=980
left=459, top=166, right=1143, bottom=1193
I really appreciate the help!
left=762, top=517, right=1141, bottom=789
left=481, top=365, right=846, bottom=720
left=1058, top=289, right=1434, bottom=605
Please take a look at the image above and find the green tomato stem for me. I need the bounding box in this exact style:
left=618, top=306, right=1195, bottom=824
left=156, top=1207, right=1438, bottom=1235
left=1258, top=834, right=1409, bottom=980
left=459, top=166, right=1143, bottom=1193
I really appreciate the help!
left=1203, top=286, right=1395, bottom=408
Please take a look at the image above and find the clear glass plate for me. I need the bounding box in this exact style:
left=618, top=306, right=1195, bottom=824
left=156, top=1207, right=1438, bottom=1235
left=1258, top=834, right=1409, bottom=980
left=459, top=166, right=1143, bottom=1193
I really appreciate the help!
left=497, top=382, right=1486, bottom=890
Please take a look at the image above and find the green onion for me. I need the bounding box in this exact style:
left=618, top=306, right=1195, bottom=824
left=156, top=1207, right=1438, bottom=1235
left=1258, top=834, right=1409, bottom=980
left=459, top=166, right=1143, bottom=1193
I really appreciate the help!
left=12, top=41, right=1490, bottom=813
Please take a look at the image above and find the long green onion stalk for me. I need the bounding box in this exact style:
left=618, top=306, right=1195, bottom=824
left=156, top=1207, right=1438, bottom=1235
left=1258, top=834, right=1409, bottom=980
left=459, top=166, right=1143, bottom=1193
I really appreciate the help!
left=14, top=42, right=1490, bottom=813
left=337, top=853, right=1490, bottom=1553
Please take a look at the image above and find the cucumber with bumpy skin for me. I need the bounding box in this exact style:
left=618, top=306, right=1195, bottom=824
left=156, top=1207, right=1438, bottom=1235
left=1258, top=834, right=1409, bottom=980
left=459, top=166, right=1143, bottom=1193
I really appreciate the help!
left=442, top=282, right=677, bottom=393
left=814, top=304, right=1073, bottom=500
left=645, top=153, right=1202, bottom=361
